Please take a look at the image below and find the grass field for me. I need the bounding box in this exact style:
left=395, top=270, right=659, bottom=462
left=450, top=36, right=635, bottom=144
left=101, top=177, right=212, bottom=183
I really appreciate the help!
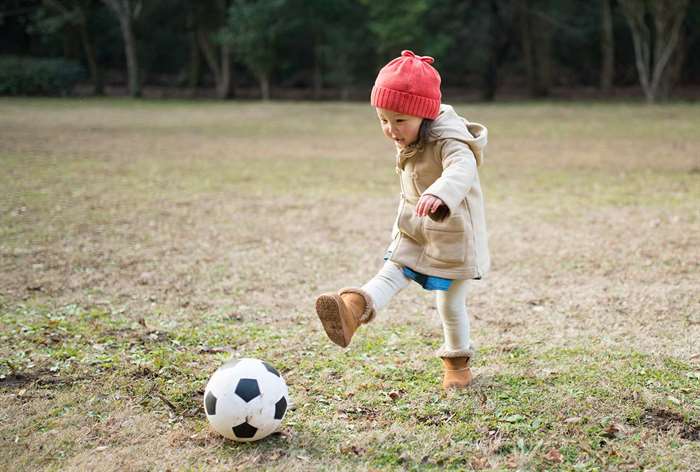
left=1, top=98, right=699, bottom=471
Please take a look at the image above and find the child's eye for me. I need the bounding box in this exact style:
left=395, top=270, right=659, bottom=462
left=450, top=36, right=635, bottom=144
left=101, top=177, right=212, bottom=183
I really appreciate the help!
left=380, top=119, right=388, bottom=124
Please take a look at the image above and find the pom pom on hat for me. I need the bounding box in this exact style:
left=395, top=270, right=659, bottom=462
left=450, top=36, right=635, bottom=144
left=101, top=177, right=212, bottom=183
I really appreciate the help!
left=370, top=50, right=442, bottom=119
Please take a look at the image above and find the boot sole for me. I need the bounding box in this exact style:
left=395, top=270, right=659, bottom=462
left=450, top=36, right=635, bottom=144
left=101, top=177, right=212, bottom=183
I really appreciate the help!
left=315, top=293, right=350, bottom=347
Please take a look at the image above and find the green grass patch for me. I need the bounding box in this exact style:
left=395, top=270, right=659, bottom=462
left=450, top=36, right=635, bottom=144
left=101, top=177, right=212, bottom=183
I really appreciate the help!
left=2, top=301, right=699, bottom=470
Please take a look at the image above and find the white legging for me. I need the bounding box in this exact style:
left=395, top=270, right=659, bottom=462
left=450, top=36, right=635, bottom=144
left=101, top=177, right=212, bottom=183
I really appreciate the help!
left=361, top=260, right=471, bottom=353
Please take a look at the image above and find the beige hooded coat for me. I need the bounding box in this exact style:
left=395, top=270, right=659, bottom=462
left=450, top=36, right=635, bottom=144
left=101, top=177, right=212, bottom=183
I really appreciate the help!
left=386, top=104, right=490, bottom=280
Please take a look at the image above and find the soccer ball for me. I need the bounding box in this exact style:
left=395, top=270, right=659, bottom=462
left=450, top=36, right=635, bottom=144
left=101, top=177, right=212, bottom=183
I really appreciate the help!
left=204, top=358, right=290, bottom=442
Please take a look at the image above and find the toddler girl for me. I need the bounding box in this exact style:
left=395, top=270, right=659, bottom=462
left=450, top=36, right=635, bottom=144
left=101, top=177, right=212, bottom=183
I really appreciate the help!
left=315, top=50, right=489, bottom=390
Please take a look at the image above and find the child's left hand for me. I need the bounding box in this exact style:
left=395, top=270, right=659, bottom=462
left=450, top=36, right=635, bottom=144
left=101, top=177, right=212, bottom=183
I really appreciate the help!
left=415, top=194, right=445, bottom=217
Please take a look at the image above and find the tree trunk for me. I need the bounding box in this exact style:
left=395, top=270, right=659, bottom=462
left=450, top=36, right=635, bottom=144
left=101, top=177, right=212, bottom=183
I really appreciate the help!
left=517, top=0, right=535, bottom=95
left=659, top=26, right=686, bottom=100
left=517, top=0, right=551, bottom=98
left=313, top=45, right=323, bottom=100
left=121, top=17, right=140, bottom=97
left=622, top=2, right=653, bottom=101
left=102, top=0, right=140, bottom=97
left=600, top=0, right=614, bottom=94
left=216, top=42, right=231, bottom=99
left=651, top=0, right=687, bottom=101
left=481, top=0, right=513, bottom=101
left=532, top=8, right=552, bottom=97
left=620, top=0, right=689, bottom=103
left=260, top=74, right=270, bottom=101
left=198, top=29, right=220, bottom=79
left=197, top=29, right=232, bottom=99
left=77, top=17, right=103, bottom=95
left=186, top=11, right=201, bottom=92
left=482, top=0, right=500, bottom=101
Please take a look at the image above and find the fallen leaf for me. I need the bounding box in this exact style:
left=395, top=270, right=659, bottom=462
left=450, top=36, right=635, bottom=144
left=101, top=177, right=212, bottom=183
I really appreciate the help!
left=543, top=448, right=562, bottom=463
left=601, top=422, right=625, bottom=439
left=564, top=416, right=582, bottom=424
left=387, top=391, right=400, bottom=401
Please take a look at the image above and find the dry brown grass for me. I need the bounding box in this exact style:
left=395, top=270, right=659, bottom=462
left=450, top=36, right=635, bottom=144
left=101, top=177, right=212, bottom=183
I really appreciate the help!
left=1, top=98, right=699, bottom=471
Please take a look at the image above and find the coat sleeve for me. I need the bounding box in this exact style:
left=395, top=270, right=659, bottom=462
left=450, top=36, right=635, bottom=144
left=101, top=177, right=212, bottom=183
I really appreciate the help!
left=423, top=138, right=477, bottom=218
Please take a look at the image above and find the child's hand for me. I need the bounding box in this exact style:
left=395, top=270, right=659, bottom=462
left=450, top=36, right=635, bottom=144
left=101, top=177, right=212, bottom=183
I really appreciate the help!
left=415, top=194, right=445, bottom=217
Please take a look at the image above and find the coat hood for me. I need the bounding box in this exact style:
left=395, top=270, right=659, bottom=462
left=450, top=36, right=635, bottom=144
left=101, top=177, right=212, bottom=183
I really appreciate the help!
left=428, top=104, right=487, bottom=166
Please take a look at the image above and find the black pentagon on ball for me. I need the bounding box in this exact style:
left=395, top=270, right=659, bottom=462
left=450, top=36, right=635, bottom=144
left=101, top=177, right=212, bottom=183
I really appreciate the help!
left=204, top=391, right=217, bottom=415
left=274, top=396, right=287, bottom=420
left=232, top=421, right=257, bottom=439
left=262, top=361, right=280, bottom=377
left=235, top=378, right=260, bottom=402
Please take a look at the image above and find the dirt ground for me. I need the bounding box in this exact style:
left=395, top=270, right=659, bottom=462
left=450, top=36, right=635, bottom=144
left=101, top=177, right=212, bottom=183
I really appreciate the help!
left=1, top=99, right=699, bottom=470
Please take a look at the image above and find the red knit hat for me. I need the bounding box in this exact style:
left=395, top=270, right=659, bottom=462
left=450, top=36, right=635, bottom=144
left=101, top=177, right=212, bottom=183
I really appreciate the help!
left=370, top=50, right=442, bottom=119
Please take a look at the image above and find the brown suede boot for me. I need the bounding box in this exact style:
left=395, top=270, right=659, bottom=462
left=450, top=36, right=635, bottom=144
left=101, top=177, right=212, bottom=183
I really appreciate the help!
left=315, top=288, right=375, bottom=348
left=440, top=357, right=473, bottom=389
left=437, top=346, right=474, bottom=389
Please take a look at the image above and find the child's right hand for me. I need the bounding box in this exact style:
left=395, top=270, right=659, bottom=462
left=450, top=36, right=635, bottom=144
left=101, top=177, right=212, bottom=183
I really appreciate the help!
left=415, top=194, right=445, bottom=217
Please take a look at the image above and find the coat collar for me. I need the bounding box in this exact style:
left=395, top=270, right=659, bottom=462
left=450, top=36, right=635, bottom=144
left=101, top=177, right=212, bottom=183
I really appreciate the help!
left=396, top=141, right=423, bottom=170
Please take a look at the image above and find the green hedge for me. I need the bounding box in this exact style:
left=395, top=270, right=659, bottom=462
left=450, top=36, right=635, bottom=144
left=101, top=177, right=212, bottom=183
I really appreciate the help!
left=0, top=56, right=85, bottom=96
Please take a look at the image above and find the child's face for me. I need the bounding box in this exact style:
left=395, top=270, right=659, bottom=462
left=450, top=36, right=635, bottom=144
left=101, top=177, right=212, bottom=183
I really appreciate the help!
left=376, top=108, right=423, bottom=149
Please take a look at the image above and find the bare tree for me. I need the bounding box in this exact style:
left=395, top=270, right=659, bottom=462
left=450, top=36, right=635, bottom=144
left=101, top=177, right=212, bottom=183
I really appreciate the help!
left=197, top=30, right=231, bottom=99
left=193, top=0, right=233, bottom=99
left=619, top=0, right=689, bottom=102
left=600, top=0, right=614, bottom=94
left=101, top=0, right=141, bottom=97
left=659, top=26, right=686, bottom=99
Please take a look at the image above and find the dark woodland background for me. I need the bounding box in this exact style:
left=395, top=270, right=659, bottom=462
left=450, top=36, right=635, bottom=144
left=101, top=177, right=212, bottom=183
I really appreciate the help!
left=1, top=0, right=698, bottom=102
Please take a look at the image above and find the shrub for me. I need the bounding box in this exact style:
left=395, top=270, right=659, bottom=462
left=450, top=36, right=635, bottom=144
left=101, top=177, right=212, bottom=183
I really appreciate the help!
left=0, top=56, right=85, bottom=96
